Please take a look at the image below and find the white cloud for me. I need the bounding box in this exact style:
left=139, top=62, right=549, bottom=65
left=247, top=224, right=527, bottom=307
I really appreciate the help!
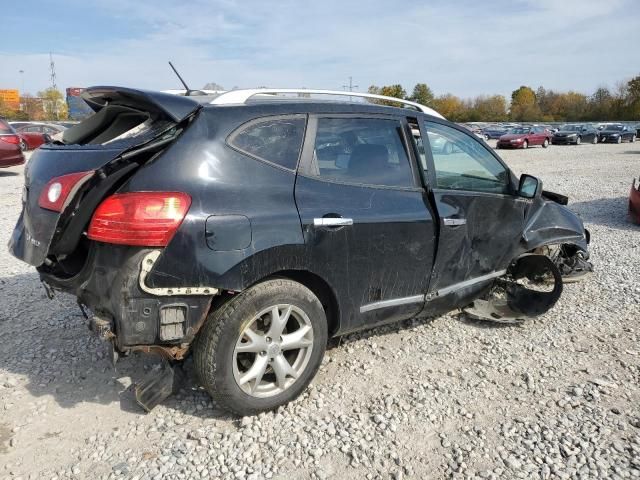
left=0, top=0, right=638, bottom=98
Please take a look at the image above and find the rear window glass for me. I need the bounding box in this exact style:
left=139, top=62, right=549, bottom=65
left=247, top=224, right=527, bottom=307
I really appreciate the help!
left=0, top=120, right=13, bottom=134
left=228, top=115, right=306, bottom=170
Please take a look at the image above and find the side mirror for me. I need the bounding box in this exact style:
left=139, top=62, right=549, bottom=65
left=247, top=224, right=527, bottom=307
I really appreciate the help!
left=518, top=174, right=540, bottom=199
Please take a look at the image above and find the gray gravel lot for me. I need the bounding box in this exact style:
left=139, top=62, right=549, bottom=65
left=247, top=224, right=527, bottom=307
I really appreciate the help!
left=1, top=141, right=639, bottom=479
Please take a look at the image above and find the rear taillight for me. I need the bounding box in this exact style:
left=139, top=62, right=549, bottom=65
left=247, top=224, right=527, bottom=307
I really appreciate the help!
left=0, top=134, right=21, bottom=145
left=88, top=192, right=191, bottom=247
left=38, top=170, right=94, bottom=212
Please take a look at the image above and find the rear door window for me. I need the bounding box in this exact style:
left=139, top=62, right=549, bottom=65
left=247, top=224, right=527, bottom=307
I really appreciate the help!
left=228, top=115, right=306, bottom=170
left=309, top=117, right=415, bottom=188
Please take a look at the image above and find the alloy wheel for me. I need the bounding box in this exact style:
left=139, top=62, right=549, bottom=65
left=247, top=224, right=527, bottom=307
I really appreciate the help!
left=233, top=304, right=314, bottom=398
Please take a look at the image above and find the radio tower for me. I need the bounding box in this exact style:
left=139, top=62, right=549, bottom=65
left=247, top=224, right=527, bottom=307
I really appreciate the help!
left=49, top=52, right=59, bottom=119
left=49, top=52, right=57, bottom=90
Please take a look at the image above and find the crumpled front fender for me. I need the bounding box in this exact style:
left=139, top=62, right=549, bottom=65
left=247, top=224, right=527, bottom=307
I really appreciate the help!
left=522, top=197, right=589, bottom=252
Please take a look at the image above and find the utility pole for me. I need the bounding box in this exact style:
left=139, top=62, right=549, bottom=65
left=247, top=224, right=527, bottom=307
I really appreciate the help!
left=342, top=76, right=358, bottom=92
left=342, top=77, right=358, bottom=102
left=19, top=70, right=24, bottom=110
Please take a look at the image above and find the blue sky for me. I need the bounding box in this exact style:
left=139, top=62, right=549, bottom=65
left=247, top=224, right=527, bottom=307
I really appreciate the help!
left=1, top=0, right=639, bottom=98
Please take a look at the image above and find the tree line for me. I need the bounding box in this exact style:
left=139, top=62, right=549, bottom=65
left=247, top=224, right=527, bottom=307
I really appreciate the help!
left=369, top=74, right=640, bottom=123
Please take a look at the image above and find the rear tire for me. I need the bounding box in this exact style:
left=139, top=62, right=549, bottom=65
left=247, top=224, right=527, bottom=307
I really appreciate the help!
left=591, top=135, right=597, bottom=144
left=194, top=279, right=327, bottom=416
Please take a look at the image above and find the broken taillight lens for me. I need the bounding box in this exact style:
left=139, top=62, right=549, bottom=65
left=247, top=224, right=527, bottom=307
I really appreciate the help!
left=38, top=170, right=94, bottom=212
left=87, top=192, right=191, bottom=247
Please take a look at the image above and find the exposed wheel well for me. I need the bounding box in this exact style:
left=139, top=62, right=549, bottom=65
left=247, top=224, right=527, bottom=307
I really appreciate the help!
left=267, top=270, right=340, bottom=336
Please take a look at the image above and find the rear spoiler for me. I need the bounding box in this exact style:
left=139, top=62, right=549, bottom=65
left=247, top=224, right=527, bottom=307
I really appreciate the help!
left=81, top=86, right=201, bottom=123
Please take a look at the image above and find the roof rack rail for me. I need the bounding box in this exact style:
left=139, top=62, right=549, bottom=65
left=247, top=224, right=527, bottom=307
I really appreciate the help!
left=161, top=89, right=225, bottom=96
left=208, top=88, right=445, bottom=119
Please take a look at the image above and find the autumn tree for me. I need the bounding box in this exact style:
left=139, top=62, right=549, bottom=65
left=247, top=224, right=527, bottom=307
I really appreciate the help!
left=510, top=86, right=541, bottom=121
left=37, top=87, right=68, bottom=120
left=408, top=83, right=435, bottom=107
left=432, top=94, right=467, bottom=122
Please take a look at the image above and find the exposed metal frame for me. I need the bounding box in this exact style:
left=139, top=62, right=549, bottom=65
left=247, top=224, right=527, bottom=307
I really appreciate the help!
left=139, top=250, right=220, bottom=296
left=209, top=88, right=445, bottom=119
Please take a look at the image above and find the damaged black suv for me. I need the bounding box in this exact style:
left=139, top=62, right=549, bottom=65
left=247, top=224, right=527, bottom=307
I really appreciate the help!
left=9, top=87, right=592, bottom=415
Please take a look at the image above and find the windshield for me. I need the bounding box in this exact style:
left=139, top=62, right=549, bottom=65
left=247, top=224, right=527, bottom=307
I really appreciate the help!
left=605, top=125, right=623, bottom=131
left=561, top=125, right=581, bottom=132
left=510, top=128, right=529, bottom=134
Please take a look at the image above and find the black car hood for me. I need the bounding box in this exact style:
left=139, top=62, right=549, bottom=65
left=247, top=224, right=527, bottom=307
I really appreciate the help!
left=555, top=130, right=580, bottom=135
left=600, top=129, right=623, bottom=134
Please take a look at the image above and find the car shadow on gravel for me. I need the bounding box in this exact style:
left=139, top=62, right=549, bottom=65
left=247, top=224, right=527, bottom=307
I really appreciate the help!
left=0, top=272, right=166, bottom=415
left=570, top=196, right=638, bottom=231
left=0, top=171, right=19, bottom=177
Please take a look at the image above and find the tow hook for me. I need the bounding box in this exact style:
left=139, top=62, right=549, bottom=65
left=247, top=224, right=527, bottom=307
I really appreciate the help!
left=89, top=315, right=116, bottom=340
left=88, top=315, right=119, bottom=366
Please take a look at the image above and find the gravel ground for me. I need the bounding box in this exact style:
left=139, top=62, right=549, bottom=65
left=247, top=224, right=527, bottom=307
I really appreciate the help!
left=1, top=141, right=639, bottom=480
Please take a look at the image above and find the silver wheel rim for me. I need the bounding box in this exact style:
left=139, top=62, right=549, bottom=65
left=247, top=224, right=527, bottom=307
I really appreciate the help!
left=576, top=137, right=580, bottom=145
left=232, top=304, right=314, bottom=398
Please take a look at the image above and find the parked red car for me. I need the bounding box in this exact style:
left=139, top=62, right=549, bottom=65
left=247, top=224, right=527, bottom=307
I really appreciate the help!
left=630, top=176, right=640, bottom=224
left=497, top=126, right=552, bottom=149
left=0, top=119, right=26, bottom=168
left=14, top=123, right=62, bottom=150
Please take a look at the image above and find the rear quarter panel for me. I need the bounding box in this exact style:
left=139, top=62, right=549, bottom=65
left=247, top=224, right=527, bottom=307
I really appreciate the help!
left=123, top=108, right=306, bottom=291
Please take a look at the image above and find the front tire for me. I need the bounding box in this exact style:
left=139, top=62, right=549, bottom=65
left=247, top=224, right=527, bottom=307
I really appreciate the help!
left=19, top=140, right=27, bottom=151
left=575, top=136, right=581, bottom=145
left=523, top=140, right=529, bottom=149
left=592, top=135, right=597, bottom=144
left=542, top=138, right=549, bottom=148
left=617, top=136, right=622, bottom=144
left=194, top=279, right=327, bottom=416
left=631, top=135, right=636, bottom=143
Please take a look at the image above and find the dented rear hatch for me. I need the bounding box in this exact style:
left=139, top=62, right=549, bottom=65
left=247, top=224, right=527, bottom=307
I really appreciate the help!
left=8, top=86, right=201, bottom=267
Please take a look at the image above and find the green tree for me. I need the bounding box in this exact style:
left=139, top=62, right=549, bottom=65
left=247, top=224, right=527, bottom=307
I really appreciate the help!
left=470, top=95, right=508, bottom=121
left=625, top=75, right=640, bottom=120
left=407, top=83, right=435, bottom=107
left=510, top=86, right=541, bottom=121
left=367, top=84, right=407, bottom=106
left=586, top=87, right=613, bottom=120
left=37, top=87, right=68, bottom=120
